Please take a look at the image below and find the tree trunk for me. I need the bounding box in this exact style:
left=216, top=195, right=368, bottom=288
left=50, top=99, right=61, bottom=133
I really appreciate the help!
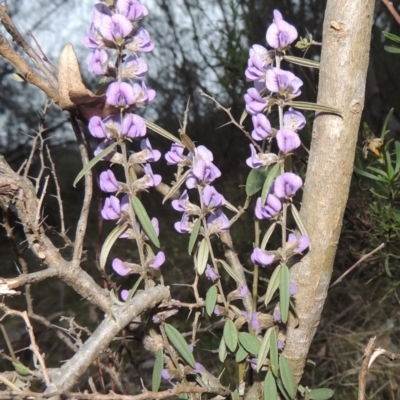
left=283, top=0, right=375, bottom=386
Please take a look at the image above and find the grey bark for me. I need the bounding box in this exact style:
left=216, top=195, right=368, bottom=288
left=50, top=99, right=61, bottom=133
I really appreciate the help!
left=283, top=0, right=375, bottom=385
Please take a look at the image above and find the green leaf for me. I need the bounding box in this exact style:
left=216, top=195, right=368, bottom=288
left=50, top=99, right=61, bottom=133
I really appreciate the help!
left=235, top=345, right=248, bottom=362
left=384, top=45, right=400, bottom=53
left=246, top=168, right=268, bottom=196
left=285, top=101, right=341, bottom=116
left=380, top=108, right=394, bottom=139
left=145, top=119, right=182, bottom=144
left=394, top=142, right=400, bottom=174
left=260, top=222, right=277, bottom=250
left=283, top=55, right=320, bottom=69
left=385, top=150, right=395, bottom=180
left=290, top=204, right=309, bottom=242
left=216, top=259, right=242, bottom=284
left=270, top=329, right=279, bottom=377
left=264, top=371, right=278, bottom=400
left=188, top=219, right=201, bottom=255
left=279, top=355, right=295, bottom=399
left=308, top=388, right=335, bottom=400
left=257, top=328, right=272, bottom=372
left=125, top=276, right=143, bottom=301
left=354, top=166, right=388, bottom=182
left=276, top=378, right=291, bottom=400
left=265, top=265, right=282, bottom=306
left=239, top=332, right=260, bottom=355
left=223, top=320, right=238, bottom=352
left=232, top=390, right=240, bottom=400
left=162, top=169, right=191, bottom=203
left=131, top=197, right=160, bottom=248
left=100, top=223, right=128, bottom=269
left=383, top=31, right=400, bottom=43
left=152, top=349, right=163, bottom=392
left=218, top=337, right=227, bottom=362
left=165, top=324, right=196, bottom=368
left=196, top=238, right=209, bottom=275
left=224, top=199, right=240, bottom=213
left=279, top=264, right=290, bottom=323
left=12, top=362, right=32, bottom=376
left=261, top=163, right=280, bottom=205
left=205, top=285, right=218, bottom=317
left=73, top=141, right=118, bottom=187
left=239, top=109, right=248, bottom=126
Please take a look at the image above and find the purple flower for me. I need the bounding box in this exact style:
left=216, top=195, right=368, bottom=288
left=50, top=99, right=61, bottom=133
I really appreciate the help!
left=283, top=108, right=306, bottom=131
left=149, top=251, right=166, bottom=270
left=278, top=340, right=285, bottom=350
left=112, top=258, right=131, bottom=276
left=116, top=0, right=148, bottom=20
left=274, top=173, right=303, bottom=198
left=101, top=196, right=121, bottom=220
left=106, top=82, right=136, bottom=107
left=87, top=49, right=108, bottom=75
left=99, top=169, right=119, bottom=192
left=288, top=233, right=309, bottom=253
left=127, top=27, right=154, bottom=52
left=91, top=3, right=112, bottom=28
left=174, top=213, right=193, bottom=234
left=82, top=23, right=103, bottom=49
left=122, top=55, right=148, bottom=79
left=246, top=145, right=279, bottom=169
left=289, top=282, right=297, bottom=296
left=99, top=14, right=132, bottom=44
left=276, top=128, right=301, bottom=153
left=239, top=285, right=249, bottom=298
left=266, top=10, right=298, bottom=50
left=140, top=139, right=161, bottom=162
left=252, top=113, right=272, bottom=141
left=266, top=68, right=303, bottom=99
left=122, top=114, right=146, bottom=138
left=89, top=116, right=109, bottom=139
left=206, top=209, right=230, bottom=232
left=165, top=143, right=185, bottom=165
left=202, top=185, right=225, bottom=208
left=244, top=88, right=267, bottom=115
left=245, top=44, right=274, bottom=82
left=214, top=306, right=221, bottom=316
left=94, top=140, right=116, bottom=161
left=195, top=363, right=203, bottom=373
left=121, top=289, right=129, bottom=301
left=131, top=82, right=156, bottom=106
left=161, top=370, right=171, bottom=380
left=143, top=164, right=161, bottom=187
left=252, top=312, right=260, bottom=330
left=255, top=194, right=282, bottom=219
left=273, top=308, right=281, bottom=321
left=172, top=190, right=190, bottom=212
left=205, top=264, right=218, bottom=281
left=251, top=247, right=275, bottom=266
left=190, top=146, right=221, bottom=185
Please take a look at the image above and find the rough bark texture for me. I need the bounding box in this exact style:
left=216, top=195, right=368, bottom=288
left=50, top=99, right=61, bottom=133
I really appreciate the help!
left=283, top=0, right=375, bottom=385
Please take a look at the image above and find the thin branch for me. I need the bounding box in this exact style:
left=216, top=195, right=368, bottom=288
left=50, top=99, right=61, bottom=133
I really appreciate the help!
left=358, top=337, right=376, bottom=400
left=381, top=0, right=400, bottom=25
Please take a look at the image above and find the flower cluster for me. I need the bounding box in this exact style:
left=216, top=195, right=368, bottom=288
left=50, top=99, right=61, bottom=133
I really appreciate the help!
left=82, top=0, right=165, bottom=295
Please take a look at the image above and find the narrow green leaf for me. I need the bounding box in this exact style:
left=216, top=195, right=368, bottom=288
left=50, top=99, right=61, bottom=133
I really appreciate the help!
left=218, top=337, right=227, bottom=362
left=145, top=119, right=182, bottom=144
left=308, top=388, right=335, bottom=400
left=290, top=204, right=309, bottom=241
left=232, top=390, right=240, bottom=400
left=279, top=355, right=296, bottom=399
left=261, top=222, right=277, bottom=250
left=126, top=276, right=143, bottom=301
left=257, top=328, right=272, bottom=372
left=285, top=101, right=341, bottom=116
left=12, top=362, right=32, bottom=376
left=100, top=223, right=128, bottom=269
left=162, top=169, right=191, bottom=203
left=196, top=238, right=209, bottom=275
left=224, top=199, right=240, bottom=213
left=246, top=168, right=268, bottom=196
left=216, top=259, right=242, bottom=284
left=165, top=324, right=196, bottom=368
left=354, top=166, right=388, bottom=182
left=205, top=285, right=218, bottom=317
left=264, top=371, right=278, bottom=400
left=366, top=165, right=389, bottom=177
left=384, top=45, right=400, bottom=53
left=238, top=332, right=260, bottom=355
left=223, top=320, right=238, bottom=352
left=131, top=197, right=160, bottom=248
left=265, top=265, right=282, bottom=306
left=73, top=141, right=118, bottom=187
left=152, top=349, right=163, bottom=392
left=261, top=163, right=280, bottom=204
left=188, top=219, right=201, bottom=255
left=235, top=345, right=248, bottom=362
left=239, top=109, right=248, bottom=126
left=383, top=31, right=400, bottom=43
left=283, top=55, right=320, bottom=69
left=276, top=378, right=291, bottom=400
left=270, top=329, right=279, bottom=377
left=394, top=142, right=400, bottom=174
left=279, top=264, right=290, bottom=323
left=385, top=150, right=394, bottom=180
left=380, top=108, right=394, bottom=139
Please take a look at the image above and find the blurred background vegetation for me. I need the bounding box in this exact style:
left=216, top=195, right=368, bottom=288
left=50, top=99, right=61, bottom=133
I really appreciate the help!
left=1, top=0, right=400, bottom=398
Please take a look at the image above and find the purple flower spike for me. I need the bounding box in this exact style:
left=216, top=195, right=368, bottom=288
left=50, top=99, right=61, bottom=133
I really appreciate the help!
left=89, top=116, right=109, bottom=139
left=112, top=258, right=131, bottom=276
left=266, top=10, right=298, bottom=50
left=122, top=114, right=146, bottom=138
left=283, top=108, right=306, bottom=131
left=205, top=264, right=218, bottom=281
left=252, top=113, right=272, bottom=141
left=99, top=169, right=119, bottom=193
left=288, top=233, right=310, bottom=253
left=251, top=247, right=275, bottom=266
left=274, top=173, right=303, bottom=198
left=202, top=185, right=226, bottom=208
left=165, top=143, right=185, bottom=165
left=276, top=128, right=301, bottom=153
left=140, top=138, right=161, bottom=162
left=87, top=49, right=108, bottom=75
left=143, top=164, right=161, bottom=187
left=100, top=14, right=133, bottom=43
left=206, top=209, right=230, bottom=232
left=289, top=282, right=297, bottom=296
left=117, top=0, right=148, bottom=21
left=121, top=289, right=129, bottom=301
left=244, top=88, right=267, bottom=115
left=255, top=194, right=282, bottom=219
left=101, top=196, right=121, bottom=220
left=106, top=82, right=136, bottom=107
left=266, top=68, right=303, bottom=99
left=149, top=251, right=166, bottom=270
